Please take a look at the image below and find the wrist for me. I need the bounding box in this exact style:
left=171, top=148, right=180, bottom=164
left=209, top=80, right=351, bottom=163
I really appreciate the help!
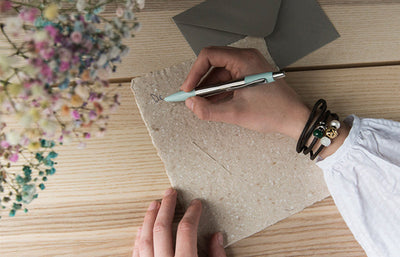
left=293, top=99, right=350, bottom=160
left=281, top=105, right=311, bottom=141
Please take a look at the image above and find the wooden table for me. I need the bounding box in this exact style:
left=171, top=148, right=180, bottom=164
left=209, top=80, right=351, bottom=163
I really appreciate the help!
left=1, top=1, right=400, bottom=256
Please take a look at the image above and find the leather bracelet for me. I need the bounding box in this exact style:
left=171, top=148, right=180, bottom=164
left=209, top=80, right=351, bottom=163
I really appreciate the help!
left=303, top=110, right=331, bottom=155
left=296, top=99, right=327, bottom=153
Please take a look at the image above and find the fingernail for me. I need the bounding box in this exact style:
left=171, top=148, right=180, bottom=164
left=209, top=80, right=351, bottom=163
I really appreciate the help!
left=190, top=199, right=201, bottom=206
left=148, top=201, right=158, bottom=211
left=164, top=188, right=175, bottom=196
left=217, top=232, right=224, bottom=246
left=185, top=98, right=194, bottom=110
left=180, top=79, right=187, bottom=90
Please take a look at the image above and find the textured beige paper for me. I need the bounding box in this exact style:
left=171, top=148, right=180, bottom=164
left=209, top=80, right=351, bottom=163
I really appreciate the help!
left=131, top=38, right=329, bottom=249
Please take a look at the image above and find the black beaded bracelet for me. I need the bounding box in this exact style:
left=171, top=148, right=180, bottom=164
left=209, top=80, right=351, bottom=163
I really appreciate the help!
left=310, top=113, right=340, bottom=160
left=296, top=99, right=326, bottom=153
left=303, top=110, right=331, bottom=155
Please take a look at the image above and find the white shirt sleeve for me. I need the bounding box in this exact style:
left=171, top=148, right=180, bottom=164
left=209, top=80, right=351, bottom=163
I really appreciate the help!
left=317, top=115, right=400, bottom=257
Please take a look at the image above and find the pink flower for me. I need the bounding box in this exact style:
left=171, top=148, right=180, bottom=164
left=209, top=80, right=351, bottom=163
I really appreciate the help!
left=89, top=110, right=97, bottom=120
left=70, top=31, right=82, bottom=44
left=41, top=64, right=53, bottom=80
left=45, top=25, right=58, bottom=39
left=71, top=109, right=80, bottom=120
left=9, top=153, right=19, bottom=162
left=59, top=61, right=70, bottom=72
left=19, top=8, right=39, bottom=23
left=39, top=48, right=55, bottom=60
left=35, top=41, right=48, bottom=51
left=1, top=140, right=10, bottom=148
left=0, top=0, right=11, bottom=13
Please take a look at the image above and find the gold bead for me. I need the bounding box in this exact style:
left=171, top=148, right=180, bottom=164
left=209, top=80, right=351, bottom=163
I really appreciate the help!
left=325, top=127, right=338, bottom=139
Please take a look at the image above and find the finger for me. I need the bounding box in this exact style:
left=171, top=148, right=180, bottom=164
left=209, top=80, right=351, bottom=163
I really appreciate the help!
left=139, top=201, right=160, bottom=257
left=132, top=227, right=141, bottom=257
left=197, top=67, right=232, bottom=88
left=181, top=46, right=243, bottom=92
left=153, top=188, right=177, bottom=257
left=175, top=199, right=202, bottom=256
left=185, top=96, right=239, bottom=124
left=209, top=232, right=227, bottom=257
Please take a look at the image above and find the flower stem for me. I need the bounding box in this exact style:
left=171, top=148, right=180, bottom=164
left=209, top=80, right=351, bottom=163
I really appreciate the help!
left=9, top=1, right=42, bottom=10
left=0, top=23, right=29, bottom=59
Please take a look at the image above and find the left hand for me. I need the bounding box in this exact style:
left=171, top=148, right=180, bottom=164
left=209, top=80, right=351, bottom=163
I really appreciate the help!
left=132, top=188, right=226, bottom=257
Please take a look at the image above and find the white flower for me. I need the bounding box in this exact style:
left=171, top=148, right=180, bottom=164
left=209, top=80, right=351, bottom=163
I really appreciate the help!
left=116, top=7, right=124, bottom=17
left=96, top=54, right=108, bottom=67
left=77, top=142, right=86, bottom=149
left=108, top=46, right=121, bottom=59
left=33, top=30, right=48, bottom=42
left=76, top=0, right=87, bottom=12
left=22, top=184, right=37, bottom=204
left=39, top=119, right=58, bottom=138
left=62, top=134, right=73, bottom=145
left=74, top=84, right=89, bottom=99
left=5, top=17, right=22, bottom=36
left=6, top=130, right=21, bottom=146
left=136, top=0, right=145, bottom=9
left=31, top=85, right=45, bottom=97
left=0, top=55, right=11, bottom=75
left=19, top=113, right=34, bottom=127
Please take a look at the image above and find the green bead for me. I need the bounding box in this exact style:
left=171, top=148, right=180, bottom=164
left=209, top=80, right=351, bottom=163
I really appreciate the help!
left=313, top=128, right=324, bottom=138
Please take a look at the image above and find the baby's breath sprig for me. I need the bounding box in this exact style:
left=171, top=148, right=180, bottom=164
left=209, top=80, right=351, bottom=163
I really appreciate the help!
left=0, top=0, right=143, bottom=218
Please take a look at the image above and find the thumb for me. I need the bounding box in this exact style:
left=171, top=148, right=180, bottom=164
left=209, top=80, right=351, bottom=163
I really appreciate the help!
left=209, top=232, right=227, bottom=257
left=185, top=96, right=237, bottom=123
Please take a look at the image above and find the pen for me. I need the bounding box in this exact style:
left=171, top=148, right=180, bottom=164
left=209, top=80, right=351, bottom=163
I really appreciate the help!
left=164, top=71, right=286, bottom=102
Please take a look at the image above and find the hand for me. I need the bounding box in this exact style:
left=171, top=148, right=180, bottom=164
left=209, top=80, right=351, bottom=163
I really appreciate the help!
left=132, top=188, right=226, bottom=257
left=181, top=46, right=311, bottom=140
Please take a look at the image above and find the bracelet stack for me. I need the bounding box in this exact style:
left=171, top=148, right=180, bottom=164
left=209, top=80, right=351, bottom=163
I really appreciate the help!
left=296, top=99, right=340, bottom=160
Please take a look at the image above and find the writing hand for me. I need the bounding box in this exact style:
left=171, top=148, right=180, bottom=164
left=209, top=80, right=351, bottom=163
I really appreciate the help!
left=181, top=46, right=311, bottom=140
left=132, top=188, right=226, bottom=257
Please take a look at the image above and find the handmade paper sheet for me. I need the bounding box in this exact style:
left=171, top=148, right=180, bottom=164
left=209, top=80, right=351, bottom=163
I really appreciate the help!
left=131, top=38, right=329, bottom=250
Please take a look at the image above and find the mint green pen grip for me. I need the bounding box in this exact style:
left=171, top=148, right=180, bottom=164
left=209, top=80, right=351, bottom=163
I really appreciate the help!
left=244, top=72, right=274, bottom=84
left=164, top=90, right=196, bottom=102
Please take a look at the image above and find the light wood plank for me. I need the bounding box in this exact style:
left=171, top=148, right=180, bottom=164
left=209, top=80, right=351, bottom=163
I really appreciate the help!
left=2, top=1, right=400, bottom=78
left=107, top=0, right=400, bottom=79
left=1, top=64, right=399, bottom=256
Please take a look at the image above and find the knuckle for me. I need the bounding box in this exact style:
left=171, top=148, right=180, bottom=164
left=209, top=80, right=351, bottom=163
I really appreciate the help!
left=199, top=46, right=211, bottom=56
left=178, top=219, right=196, bottom=232
left=153, top=221, right=168, bottom=233
left=194, top=104, right=210, bottom=121
left=139, top=238, right=152, bottom=250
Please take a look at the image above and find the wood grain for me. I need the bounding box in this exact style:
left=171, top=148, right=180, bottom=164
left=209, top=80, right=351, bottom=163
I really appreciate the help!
left=1, top=64, right=400, bottom=256
left=1, top=1, right=400, bottom=256
left=105, top=0, right=400, bottom=79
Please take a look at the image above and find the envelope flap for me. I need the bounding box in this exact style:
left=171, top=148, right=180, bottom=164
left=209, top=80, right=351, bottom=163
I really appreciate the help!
left=173, top=0, right=282, bottom=37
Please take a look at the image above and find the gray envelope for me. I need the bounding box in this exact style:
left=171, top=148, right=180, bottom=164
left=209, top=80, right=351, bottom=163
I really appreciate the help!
left=173, top=0, right=340, bottom=68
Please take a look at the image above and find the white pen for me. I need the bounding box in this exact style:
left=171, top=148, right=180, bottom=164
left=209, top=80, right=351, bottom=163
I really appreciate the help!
left=164, top=71, right=285, bottom=102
